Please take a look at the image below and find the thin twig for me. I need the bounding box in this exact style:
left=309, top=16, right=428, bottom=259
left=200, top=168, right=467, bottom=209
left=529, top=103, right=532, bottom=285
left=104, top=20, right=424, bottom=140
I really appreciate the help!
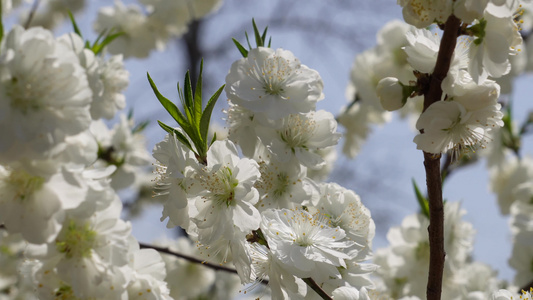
left=139, top=242, right=238, bottom=274
left=24, top=0, right=41, bottom=29
left=302, top=278, right=332, bottom=300
left=138, top=242, right=268, bottom=286
left=422, top=14, right=461, bottom=300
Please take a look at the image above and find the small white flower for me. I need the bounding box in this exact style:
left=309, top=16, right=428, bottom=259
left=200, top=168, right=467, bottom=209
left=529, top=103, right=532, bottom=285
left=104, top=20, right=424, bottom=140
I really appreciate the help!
left=91, top=115, right=152, bottom=190
left=225, top=47, right=324, bottom=121
left=0, top=26, right=92, bottom=163
left=190, top=140, right=261, bottom=244
left=258, top=110, right=341, bottom=169
left=28, top=196, right=131, bottom=299
left=153, top=132, right=197, bottom=231
left=377, top=77, right=407, bottom=111
left=94, top=1, right=160, bottom=58
left=414, top=72, right=503, bottom=160
left=260, top=208, right=355, bottom=281
left=397, top=0, right=453, bottom=28
left=0, top=166, right=88, bottom=244
left=313, top=183, right=375, bottom=260
left=468, top=7, right=523, bottom=82
left=253, top=146, right=319, bottom=211
left=226, top=101, right=263, bottom=158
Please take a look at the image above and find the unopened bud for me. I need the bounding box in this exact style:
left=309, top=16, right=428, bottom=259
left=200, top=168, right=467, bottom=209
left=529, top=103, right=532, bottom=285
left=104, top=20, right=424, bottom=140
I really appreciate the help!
left=377, top=77, right=410, bottom=111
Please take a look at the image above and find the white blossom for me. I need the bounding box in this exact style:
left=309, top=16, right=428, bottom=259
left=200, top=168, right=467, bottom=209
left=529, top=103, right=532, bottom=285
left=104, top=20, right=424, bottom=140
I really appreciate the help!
left=0, top=26, right=92, bottom=164
left=94, top=1, right=161, bottom=58
left=260, top=208, right=356, bottom=282
left=189, top=140, right=261, bottom=244
left=257, top=110, right=341, bottom=169
left=225, top=47, right=324, bottom=121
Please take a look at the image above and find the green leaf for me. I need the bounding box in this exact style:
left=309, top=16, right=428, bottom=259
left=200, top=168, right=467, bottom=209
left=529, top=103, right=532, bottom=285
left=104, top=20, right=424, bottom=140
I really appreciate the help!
left=132, top=120, right=149, bottom=134
left=232, top=38, right=249, bottom=57
left=193, top=60, right=204, bottom=129
left=244, top=31, right=252, bottom=49
left=267, top=37, right=272, bottom=48
left=157, top=121, right=194, bottom=153
left=412, top=179, right=430, bottom=219
left=182, top=71, right=195, bottom=123
left=68, top=11, right=83, bottom=38
left=261, top=26, right=268, bottom=44
left=210, top=132, right=217, bottom=146
left=200, top=84, right=225, bottom=152
left=93, top=28, right=108, bottom=47
left=252, top=18, right=263, bottom=47
left=92, top=32, right=124, bottom=55
left=147, top=72, right=189, bottom=129
left=127, top=108, right=134, bottom=120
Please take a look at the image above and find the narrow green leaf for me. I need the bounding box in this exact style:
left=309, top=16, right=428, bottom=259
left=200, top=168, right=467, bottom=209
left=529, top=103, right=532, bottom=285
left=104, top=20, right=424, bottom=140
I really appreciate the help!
left=261, top=26, right=268, bottom=44
left=252, top=18, right=263, bottom=47
left=147, top=73, right=188, bottom=128
left=412, top=179, right=430, bottom=219
left=92, top=32, right=124, bottom=55
left=200, top=84, right=225, bottom=152
left=232, top=38, right=249, bottom=57
left=245, top=31, right=252, bottom=50
left=193, top=60, right=204, bottom=128
left=132, top=120, right=149, bottom=134
left=92, top=28, right=108, bottom=48
left=210, top=132, right=217, bottom=146
left=183, top=71, right=194, bottom=116
left=177, top=81, right=194, bottom=130
left=158, top=121, right=194, bottom=152
left=267, top=37, right=272, bottom=48
left=68, top=11, right=83, bottom=38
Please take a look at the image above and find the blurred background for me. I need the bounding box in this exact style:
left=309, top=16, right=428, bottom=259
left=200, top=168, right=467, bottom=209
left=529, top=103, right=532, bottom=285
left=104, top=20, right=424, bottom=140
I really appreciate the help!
left=11, top=0, right=533, bottom=284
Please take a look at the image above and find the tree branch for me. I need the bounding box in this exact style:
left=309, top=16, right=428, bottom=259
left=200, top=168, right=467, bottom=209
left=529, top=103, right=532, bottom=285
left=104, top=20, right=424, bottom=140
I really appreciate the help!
left=140, top=242, right=238, bottom=274
left=422, top=14, right=461, bottom=300
left=24, top=0, right=41, bottom=29
left=139, top=242, right=269, bottom=286
left=302, top=278, right=333, bottom=300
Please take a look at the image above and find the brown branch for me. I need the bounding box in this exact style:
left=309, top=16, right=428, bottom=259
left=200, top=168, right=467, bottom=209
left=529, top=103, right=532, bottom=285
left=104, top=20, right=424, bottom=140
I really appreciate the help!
left=138, top=242, right=269, bottom=286
left=422, top=14, right=461, bottom=300
left=24, top=0, right=41, bottom=29
left=302, top=278, right=332, bottom=300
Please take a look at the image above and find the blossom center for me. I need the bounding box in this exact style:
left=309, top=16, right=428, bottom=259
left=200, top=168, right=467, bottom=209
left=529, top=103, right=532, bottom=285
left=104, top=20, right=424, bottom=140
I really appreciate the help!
left=280, top=114, right=316, bottom=149
left=249, top=55, right=293, bottom=97
left=56, top=220, right=97, bottom=259
left=7, top=76, right=43, bottom=114
left=6, top=169, right=45, bottom=201
left=200, top=166, right=238, bottom=207
left=255, top=161, right=290, bottom=199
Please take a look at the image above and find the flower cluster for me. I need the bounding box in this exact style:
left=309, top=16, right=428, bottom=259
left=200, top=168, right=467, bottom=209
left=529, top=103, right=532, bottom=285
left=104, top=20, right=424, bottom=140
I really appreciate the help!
left=0, top=19, right=168, bottom=300
left=151, top=43, right=377, bottom=298
left=94, top=0, right=222, bottom=58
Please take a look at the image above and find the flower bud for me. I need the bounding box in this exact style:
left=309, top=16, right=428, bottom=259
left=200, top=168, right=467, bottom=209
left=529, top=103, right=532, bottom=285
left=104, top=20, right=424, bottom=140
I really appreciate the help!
left=377, top=77, right=407, bottom=111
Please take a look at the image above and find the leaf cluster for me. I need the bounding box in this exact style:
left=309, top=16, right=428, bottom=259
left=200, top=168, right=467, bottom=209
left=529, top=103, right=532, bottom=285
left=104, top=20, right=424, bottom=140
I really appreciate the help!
left=148, top=60, right=225, bottom=165
left=68, top=11, right=123, bottom=55
left=232, top=18, right=272, bottom=57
